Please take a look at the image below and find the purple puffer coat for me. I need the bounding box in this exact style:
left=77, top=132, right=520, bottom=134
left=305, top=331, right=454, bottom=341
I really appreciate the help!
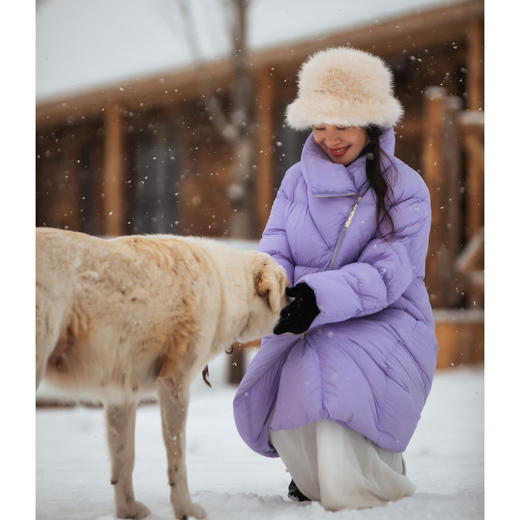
left=233, top=127, right=438, bottom=455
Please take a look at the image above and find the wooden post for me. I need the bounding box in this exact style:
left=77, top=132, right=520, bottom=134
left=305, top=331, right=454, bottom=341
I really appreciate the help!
left=422, top=87, right=448, bottom=307
left=460, top=112, right=484, bottom=240
left=466, top=16, right=484, bottom=112
left=459, top=111, right=484, bottom=307
left=466, top=133, right=484, bottom=239
left=256, top=66, right=275, bottom=232
left=444, top=96, right=464, bottom=307
left=102, top=102, right=124, bottom=236
left=62, top=132, right=83, bottom=232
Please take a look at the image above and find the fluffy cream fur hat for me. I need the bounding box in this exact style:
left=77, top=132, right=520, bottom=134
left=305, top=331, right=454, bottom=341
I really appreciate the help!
left=286, top=46, right=403, bottom=130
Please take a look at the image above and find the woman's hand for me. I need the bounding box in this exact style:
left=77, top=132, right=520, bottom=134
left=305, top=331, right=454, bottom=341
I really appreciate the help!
left=273, top=283, right=320, bottom=335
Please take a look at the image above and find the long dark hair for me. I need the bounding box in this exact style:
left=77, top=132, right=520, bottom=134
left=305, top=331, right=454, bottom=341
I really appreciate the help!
left=363, top=125, right=396, bottom=238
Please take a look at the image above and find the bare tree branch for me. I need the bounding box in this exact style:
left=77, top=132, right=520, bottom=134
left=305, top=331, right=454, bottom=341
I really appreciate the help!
left=174, top=0, right=258, bottom=239
left=177, top=0, right=238, bottom=142
left=229, top=0, right=252, bottom=132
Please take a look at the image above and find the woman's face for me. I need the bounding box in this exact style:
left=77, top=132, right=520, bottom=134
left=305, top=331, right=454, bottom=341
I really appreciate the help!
left=312, top=124, right=369, bottom=165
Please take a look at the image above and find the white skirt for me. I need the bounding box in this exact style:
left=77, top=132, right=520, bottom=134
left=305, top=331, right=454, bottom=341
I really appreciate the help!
left=268, top=419, right=416, bottom=510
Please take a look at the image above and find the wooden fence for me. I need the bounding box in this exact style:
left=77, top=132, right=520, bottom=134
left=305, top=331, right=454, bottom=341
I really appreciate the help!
left=422, top=86, right=484, bottom=368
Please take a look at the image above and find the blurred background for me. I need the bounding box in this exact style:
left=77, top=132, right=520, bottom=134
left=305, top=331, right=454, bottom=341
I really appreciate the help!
left=36, top=0, right=484, bottom=377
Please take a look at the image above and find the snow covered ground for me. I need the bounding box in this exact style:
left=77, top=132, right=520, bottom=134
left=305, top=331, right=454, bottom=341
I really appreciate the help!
left=36, top=357, right=483, bottom=520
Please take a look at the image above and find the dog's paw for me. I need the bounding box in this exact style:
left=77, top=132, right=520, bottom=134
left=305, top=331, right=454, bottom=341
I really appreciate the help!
left=117, top=500, right=151, bottom=519
left=174, top=501, right=206, bottom=520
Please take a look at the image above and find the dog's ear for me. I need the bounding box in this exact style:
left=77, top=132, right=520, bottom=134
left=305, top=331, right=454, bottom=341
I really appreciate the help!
left=255, top=258, right=288, bottom=313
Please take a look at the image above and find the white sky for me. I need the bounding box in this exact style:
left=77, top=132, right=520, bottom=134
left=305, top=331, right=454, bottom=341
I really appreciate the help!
left=36, top=0, right=466, bottom=101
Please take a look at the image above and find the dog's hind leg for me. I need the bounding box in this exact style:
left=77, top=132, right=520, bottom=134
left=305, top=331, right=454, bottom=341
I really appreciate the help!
left=158, top=378, right=207, bottom=520
left=35, top=299, right=62, bottom=389
left=105, top=400, right=150, bottom=519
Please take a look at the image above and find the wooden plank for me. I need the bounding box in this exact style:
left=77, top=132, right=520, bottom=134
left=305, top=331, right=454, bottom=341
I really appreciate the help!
left=462, top=128, right=484, bottom=241
left=466, top=16, right=484, bottom=111
left=48, top=133, right=81, bottom=231
left=456, top=227, right=484, bottom=274
left=459, top=113, right=484, bottom=242
left=102, top=103, right=124, bottom=236
left=434, top=309, right=484, bottom=369
left=256, top=67, right=275, bottom=231
left=422, top=87, right=448, bottom=307
left=444, top=96, right=464, bottom=307
left=459, top=110, right=484, bottom=134
left=392, top=118, right=424, bottom=141
left=458, top=110, right=484, bottom=308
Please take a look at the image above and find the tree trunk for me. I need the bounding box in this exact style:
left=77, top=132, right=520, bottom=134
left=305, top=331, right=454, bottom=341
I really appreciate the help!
left=226, top=0, right=257, bottom=240
left=228, top=135, right=257, bottom=238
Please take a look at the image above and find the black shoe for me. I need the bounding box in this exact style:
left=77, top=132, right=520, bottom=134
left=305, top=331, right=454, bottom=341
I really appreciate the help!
left=288, top=479, right=310, bottom=502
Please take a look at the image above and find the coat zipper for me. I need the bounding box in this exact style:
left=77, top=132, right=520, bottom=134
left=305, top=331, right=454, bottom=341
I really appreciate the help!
left=330, top=195, right=362, bottom=269
left=297, top=193, right=362, bottom=341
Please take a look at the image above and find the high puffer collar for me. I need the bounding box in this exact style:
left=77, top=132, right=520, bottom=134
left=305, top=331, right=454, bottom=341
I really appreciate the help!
left=300, top=126, right=396, bottom=197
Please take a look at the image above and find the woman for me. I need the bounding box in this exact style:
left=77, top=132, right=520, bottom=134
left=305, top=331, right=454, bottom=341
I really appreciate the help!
left=233, top=47, right=438, bottom=510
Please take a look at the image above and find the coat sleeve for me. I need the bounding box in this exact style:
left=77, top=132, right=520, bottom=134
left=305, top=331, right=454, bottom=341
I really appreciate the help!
left=299, top=186, right=431, bottom=329
left=257, top=171, right=295, bottom=285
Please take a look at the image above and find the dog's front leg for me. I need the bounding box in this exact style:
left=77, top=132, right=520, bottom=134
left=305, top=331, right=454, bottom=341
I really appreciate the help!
left=158, top=378, right=206, bottom=520
left=105, top=401, right=150, bottom=519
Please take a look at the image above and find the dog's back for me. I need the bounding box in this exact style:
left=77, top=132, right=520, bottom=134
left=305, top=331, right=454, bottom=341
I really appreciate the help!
left=36, top=228, right=223, bottom=398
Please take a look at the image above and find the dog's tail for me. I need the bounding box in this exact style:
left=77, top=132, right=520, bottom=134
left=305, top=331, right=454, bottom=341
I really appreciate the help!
left=202, top=365, right=211, bottom=387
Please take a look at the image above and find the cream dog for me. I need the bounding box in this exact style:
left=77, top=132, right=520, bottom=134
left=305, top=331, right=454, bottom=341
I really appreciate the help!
left=36, top=227, right=288, bottom=519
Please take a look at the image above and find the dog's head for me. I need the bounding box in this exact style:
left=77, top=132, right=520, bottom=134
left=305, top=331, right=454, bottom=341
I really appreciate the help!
left=236, top=252, right=289, bottom=343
